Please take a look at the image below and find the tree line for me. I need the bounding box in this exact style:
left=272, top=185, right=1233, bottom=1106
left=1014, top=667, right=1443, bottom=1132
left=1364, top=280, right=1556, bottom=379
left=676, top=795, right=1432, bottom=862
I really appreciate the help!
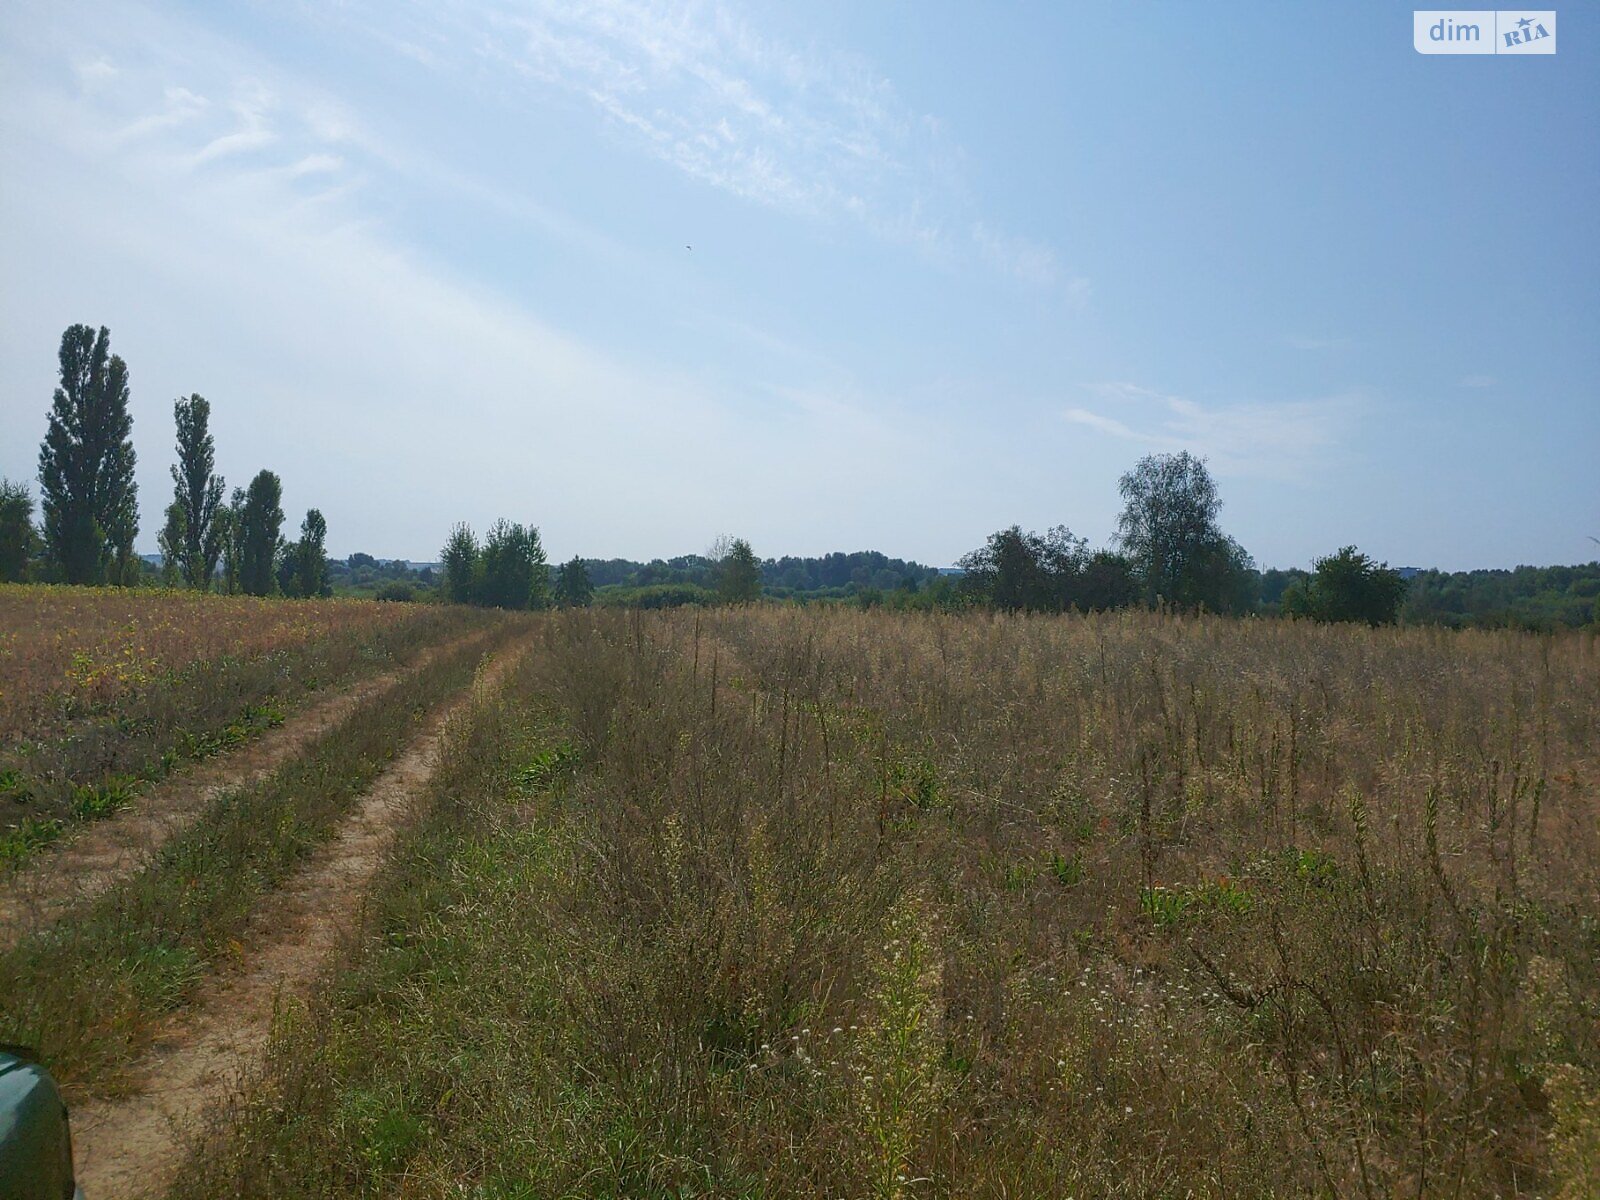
left=947, top=451, right=1410, bottom=625
left=6, top=324, right=1576, bottom=630
left=1400, top=561, right=1600, bottom=630
left=426, top=456, right=1410, bottom=625
left=434, top=525, right=763, bottom=611
left=0, top=325, right=331, bottom=597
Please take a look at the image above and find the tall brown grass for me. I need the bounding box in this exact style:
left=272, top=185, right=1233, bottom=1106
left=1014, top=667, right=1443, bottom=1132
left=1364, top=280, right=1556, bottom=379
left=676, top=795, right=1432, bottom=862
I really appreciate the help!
left=180, top=608, right=1599, bottom=1198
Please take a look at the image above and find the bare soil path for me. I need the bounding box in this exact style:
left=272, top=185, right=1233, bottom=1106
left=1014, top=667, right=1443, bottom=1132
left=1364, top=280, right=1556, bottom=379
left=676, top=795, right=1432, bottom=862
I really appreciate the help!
left=0, top=625, right=497, bottom=951
left=68, top=637, right=529, bottom=1199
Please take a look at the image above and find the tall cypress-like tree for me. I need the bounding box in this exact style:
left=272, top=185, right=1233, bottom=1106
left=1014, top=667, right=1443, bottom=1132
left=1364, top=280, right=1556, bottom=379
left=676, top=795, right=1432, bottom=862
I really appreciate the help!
left=440, top=523, right=480, bottom=605
left=292, top=508, right=330, bottom=598
left=238, top=470, right=284, bottom=597
left=170, top=395, right=225, bottom=589
left=218, top=488, right=245, bottom=594
left=38, top=324, right=139, bottom=584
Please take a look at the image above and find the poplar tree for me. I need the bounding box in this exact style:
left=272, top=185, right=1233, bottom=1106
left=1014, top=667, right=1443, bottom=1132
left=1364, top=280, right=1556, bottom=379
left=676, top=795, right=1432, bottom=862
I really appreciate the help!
left=170, top=395, right=225, bottom=589
left=291, top=508, right=330, bottom=598
left=38, top=324, right=139, bottom=584
left=238, top=470, right=284, bottom=597
left=440, top=524, right=480, bottom=605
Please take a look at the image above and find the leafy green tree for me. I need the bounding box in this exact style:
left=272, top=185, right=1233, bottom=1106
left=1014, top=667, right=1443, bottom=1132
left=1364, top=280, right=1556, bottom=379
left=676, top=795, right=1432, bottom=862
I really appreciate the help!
left=1079, top=549, right=1140, bottom=611
left=959, top=526, right=1048, bottom=611
left=958, top=525, right=1098, bottom=612
left=440, top=524, right=481, bottom=605
left=237, top=470, right=284, bottom=597
left=0, top=479, right=40, bottom=583
left=717, top=537, right=762, bottom=604
left=1115, top=452, right=1253, bottom=613
left=480, top=520, right=548, bottom=609
left=217, top=490, right=245, bottom=594
left=1283, top=546, right=1407, bottom=626
left=157, top=499, right=187, bottom=586
left=375, top=581, right=416, bottom=603
left=554, top=556, right=594, bottom=607
left=280, top=508, right=330, bottom=598
left=38, top=324, right=139, bottom=584
left=301, top=508, right=330, bottom=597
left=169, top=395, right=225, bottom=589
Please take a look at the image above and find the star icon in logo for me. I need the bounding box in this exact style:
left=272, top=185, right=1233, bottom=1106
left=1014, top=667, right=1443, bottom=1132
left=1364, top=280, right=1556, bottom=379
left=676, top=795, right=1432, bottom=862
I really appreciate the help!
left=1517, top=16, right=1533, bottom=30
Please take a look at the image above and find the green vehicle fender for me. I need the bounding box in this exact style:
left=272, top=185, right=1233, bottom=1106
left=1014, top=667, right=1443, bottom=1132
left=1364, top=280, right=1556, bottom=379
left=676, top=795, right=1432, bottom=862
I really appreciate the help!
left=0, top=1045, right=81, bottom=1199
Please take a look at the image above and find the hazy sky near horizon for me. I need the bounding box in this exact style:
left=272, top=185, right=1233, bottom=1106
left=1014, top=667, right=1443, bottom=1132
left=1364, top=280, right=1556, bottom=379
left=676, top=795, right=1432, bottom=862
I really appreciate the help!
left=2, top=1, right=1595, bottom=569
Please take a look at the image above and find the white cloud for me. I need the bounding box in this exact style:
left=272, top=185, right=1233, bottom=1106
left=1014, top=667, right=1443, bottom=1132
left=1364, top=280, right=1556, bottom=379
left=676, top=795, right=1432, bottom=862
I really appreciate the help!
left=0, top=3, right=969, bottom=559
left=191, top=126, right=277, bottom=165
left=310, top=0, right=1073, bottom=288
left=74, top=55, right=118, bottom=87
left=971, top=221, right=1073, bottom=290
left=116, top=85, right=209, bottom=139
left=1064, top=407, right=1144, bottom=440
left=286, top=153, right=344, bottom=177
left=1065, top=383, right=1360, bottom=479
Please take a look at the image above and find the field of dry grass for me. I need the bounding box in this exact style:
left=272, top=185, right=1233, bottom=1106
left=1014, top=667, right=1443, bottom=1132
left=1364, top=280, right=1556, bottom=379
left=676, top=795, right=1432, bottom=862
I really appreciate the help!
left=0, top=584, right=427, bottom=739
left=167, top=607, right=1598, bottom=1199
left=1, top=586, right=484, bottom=864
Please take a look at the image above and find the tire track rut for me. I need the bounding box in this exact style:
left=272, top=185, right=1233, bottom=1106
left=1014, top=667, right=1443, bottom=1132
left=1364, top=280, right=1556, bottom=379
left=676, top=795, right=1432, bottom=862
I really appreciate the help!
left=0, top=626, right=496, bottom=950
left=69, top=638, right=529, bottom=1199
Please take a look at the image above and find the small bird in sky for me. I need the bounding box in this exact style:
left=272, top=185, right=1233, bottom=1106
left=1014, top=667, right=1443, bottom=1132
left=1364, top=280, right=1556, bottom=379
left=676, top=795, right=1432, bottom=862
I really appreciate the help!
left=686, top=244, right=692, bottom=250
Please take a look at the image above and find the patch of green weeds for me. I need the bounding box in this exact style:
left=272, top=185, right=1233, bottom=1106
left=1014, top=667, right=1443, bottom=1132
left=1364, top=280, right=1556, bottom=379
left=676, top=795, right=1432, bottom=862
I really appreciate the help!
left=69, top=774, right=140, bottom=821
left=128, top=943, right=205, bottom=1012
left=1003, top=860, right=1040, bottom=891
left=514, top=741, right=580, bottom=794
left=889, top=753, right=944, bottom=811
left=0, top=768, right=31, bottom=803
left=337, top=1086, right=428, bottom=1176
left=1283, top=846, right=1339, bottom=886
left=0, top=817, right=65, bottom=867
left=1047, top=851, right=1085, bottom=888
left=1141, top=876, right=1253, bottom=927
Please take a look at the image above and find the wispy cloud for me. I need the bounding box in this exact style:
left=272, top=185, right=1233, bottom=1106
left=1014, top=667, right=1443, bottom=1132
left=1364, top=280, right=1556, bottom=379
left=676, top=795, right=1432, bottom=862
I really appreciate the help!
left=73, top=55, right=117, bottom=87
left=1066, top=382, right=1360, bottom=478
left=971, top=221, right=1088, bottom=293
left=0, top=1, right=970, bottom=557
left=312, top=0, right=1072, bottom=288
left=1063, top=407, right=1141, bottom=439
left=117, top=84, right=209, bottom=139
left=189, top=78, right=279, bottom=164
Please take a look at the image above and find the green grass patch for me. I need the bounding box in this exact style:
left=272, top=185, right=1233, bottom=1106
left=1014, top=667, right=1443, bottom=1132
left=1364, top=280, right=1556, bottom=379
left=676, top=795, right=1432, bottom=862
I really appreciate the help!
left=0, top=816, right=66, bottom=866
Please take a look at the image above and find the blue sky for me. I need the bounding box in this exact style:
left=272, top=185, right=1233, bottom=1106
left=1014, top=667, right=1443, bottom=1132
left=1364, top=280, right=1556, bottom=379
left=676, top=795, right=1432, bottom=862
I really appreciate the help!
left=1, top=1, right=1595, bottom=569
